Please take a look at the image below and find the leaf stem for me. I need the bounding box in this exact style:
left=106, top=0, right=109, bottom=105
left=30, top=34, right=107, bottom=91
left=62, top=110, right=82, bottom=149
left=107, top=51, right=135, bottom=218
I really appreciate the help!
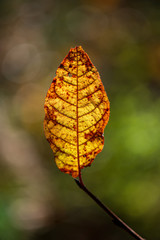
left=74, top=178, right=146, bottom=240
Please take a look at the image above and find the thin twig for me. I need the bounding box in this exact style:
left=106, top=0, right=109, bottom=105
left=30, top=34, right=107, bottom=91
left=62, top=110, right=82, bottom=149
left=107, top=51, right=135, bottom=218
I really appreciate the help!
left=74, top=178, right=146, bottom=240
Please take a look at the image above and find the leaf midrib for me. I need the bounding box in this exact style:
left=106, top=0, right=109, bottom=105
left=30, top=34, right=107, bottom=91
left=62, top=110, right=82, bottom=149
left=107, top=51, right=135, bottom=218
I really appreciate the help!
left=76, top=48, right=80, bottom=176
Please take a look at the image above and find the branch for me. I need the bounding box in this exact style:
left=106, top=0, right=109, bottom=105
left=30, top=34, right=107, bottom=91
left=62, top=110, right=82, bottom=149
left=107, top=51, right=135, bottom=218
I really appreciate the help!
left=74, top=178, right=146, bottom=240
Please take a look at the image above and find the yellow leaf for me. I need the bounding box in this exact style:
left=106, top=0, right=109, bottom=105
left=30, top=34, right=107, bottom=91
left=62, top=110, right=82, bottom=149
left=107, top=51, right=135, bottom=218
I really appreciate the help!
left=44, top=46, right=110, bottom=178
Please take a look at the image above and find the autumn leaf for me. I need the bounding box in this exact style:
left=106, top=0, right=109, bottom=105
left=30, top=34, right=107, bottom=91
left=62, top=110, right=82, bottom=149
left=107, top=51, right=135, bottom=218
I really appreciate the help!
left=44, top=46, right=110, bottom=178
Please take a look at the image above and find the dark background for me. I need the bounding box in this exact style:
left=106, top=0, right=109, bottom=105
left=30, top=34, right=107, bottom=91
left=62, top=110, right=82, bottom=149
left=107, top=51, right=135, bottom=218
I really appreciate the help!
left=0, top=0, right=160, bottom=239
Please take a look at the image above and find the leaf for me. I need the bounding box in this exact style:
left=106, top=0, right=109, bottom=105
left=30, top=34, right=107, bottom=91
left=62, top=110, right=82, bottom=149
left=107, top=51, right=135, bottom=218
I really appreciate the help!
left=44, top=46, right=110, bottom=178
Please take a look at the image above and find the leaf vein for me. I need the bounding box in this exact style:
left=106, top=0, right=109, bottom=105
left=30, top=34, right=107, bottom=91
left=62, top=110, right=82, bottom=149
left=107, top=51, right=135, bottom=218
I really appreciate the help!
left=79, top=98, right=103, bottom=118
left=55, top=90, right=76, bottom=107
left=52, top=142, right=76, bottom=158
left=48, top=131, right=77, bottom=146
left=50, top=104, right=76, bottom=120
left=78, top=111, right=106, bottom=133
left=78, top=87, right=101, bottom=101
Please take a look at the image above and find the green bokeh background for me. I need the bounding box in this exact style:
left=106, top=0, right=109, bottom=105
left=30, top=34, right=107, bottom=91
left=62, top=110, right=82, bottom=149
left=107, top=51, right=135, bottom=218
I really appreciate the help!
left=0, top=0, right=160, bottom=239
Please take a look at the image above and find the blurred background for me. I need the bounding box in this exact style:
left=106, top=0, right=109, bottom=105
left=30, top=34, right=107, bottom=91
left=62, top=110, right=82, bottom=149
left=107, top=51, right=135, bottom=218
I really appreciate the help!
left=0, top=0, right=160, bottom=239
